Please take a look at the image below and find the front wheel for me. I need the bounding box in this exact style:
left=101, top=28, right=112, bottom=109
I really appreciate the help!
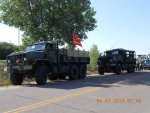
left=10, top=72, right=23, bottom=85
left=116, top=64, right=121, bottom=75
left=98, top=66, right=104, bottom=75
left=35, top=65, right=48, bottom=85
left=127, top=64, right=132, bottom=73
left=131, top=65, right=135, bottom=73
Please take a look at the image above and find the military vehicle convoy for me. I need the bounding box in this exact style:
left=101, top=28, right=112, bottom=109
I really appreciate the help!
left=97, top=49, right=136, bottom=75
left=7, top=41, right=90, bottom=85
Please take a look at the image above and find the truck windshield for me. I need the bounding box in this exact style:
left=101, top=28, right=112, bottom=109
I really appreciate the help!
left=112, top=51, right=118, bottom=55
left=25, top=43, right=45, bottom=52
left=144, top=60, right=150, bottom=64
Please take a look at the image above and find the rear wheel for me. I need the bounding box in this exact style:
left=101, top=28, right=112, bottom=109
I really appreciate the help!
left=68, top=65, right=79, bottom=80
left=79, top=65, right=87, bottom=79
left=35, top=65, right=48, bottom=85
left=10, top=72, right=23, bottom=85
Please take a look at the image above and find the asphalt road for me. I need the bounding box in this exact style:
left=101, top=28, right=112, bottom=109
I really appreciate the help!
left=0, top=70, right=150, bottom=113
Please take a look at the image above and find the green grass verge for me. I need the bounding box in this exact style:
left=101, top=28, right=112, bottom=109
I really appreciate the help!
left=0, top=60, right=11, bottom=86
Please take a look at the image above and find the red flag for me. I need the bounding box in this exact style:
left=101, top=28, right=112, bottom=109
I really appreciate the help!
left=72, top=33, right=82, bottom=47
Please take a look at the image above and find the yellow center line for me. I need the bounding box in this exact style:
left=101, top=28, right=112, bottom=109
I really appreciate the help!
left=4, top=87, right=100, bottom=113
left=14, top=88, right=100, bottom=113
left=4, top=81, right=124, bottom=113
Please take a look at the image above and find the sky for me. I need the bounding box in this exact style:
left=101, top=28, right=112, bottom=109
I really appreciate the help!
left=0, top=0, right=150, bottom=54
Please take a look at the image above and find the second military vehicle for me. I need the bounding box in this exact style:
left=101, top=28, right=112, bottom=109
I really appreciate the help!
left=97, top=49, right=136, bottom=75
left=7, top=41, right=90, bottom=85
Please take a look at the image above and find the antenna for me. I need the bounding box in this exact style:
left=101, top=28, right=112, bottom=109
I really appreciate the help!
left=110, top=39, right=121, bottom=50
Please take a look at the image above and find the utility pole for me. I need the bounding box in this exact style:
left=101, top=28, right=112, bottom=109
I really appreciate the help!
left=18, top=29, right=20, bottom=45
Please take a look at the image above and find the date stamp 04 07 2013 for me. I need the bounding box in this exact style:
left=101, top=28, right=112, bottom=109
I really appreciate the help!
left=96, top=98, right=142, bottom=104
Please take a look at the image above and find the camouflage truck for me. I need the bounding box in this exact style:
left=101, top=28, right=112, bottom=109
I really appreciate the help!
left=7, top=41, right=90, bottom=85
left=97, top=49, right=136, bottom=75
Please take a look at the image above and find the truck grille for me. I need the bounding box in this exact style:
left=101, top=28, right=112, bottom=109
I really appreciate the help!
left=8, top=54, right=25, bottom=64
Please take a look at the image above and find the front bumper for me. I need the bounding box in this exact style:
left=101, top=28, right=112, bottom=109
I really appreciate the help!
left=109, top=63, right=116, bottom=66
left=143, top=65, right=150, bottom=69
left=7, top=65, right=32, bottom=72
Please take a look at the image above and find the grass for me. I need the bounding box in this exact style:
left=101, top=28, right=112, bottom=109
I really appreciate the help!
left=0, top=60, right=11, bottom=86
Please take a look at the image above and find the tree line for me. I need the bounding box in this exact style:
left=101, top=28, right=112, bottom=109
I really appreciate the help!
left=0, top=42, right=16, bottom=60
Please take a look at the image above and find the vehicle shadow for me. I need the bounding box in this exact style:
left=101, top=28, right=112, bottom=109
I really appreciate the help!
left=23, top=71, right=150, bottom=89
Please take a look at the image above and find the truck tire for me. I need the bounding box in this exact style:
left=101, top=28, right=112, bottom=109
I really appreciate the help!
left=116, top=64, right=121, bottom=75
left=127, top=69, right=131, bottom=73
left=69, top=65, right=79, bottom=80
left=10, top=72, right=23, bottom=85
left=98, top=66, right=104, bottom=75
left=127, top=64, right=132, bottom=73
left=79, top=65, right=87, bottom=79
left=131, top=65, right=135, bottom=73
left=35, top=65, right=48, bottom=85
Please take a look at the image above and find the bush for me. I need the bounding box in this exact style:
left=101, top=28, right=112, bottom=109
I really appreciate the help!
left=88, top=44, right=100, bottom=72
left=0, top=60, right=10, bottom=86
left=0, top=42, right=16, bottom=60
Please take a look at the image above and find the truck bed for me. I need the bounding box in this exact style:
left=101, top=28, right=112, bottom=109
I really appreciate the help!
left=60, top=48, right=90, bottom=63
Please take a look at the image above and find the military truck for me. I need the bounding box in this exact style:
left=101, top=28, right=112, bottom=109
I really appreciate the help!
left=97, top=49, right=136, bottom=75
left=7, top=41, right=90, bottom=85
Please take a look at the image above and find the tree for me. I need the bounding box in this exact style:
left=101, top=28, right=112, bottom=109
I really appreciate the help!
left=88, top=44, right=100, bottom=71
left=0, top=0, right=96, bottom=46
left=0, top=42, right=16, bottom=60
left=15, top=35, right=35, bottom=51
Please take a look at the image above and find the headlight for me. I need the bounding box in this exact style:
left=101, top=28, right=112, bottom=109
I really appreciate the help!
left=7, top=60, right=10, bottom=63
left=23, top=58, right=27, bottom=61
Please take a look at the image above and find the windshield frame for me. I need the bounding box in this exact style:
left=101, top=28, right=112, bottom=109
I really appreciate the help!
left=25, top=43, right=46, bottom=52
